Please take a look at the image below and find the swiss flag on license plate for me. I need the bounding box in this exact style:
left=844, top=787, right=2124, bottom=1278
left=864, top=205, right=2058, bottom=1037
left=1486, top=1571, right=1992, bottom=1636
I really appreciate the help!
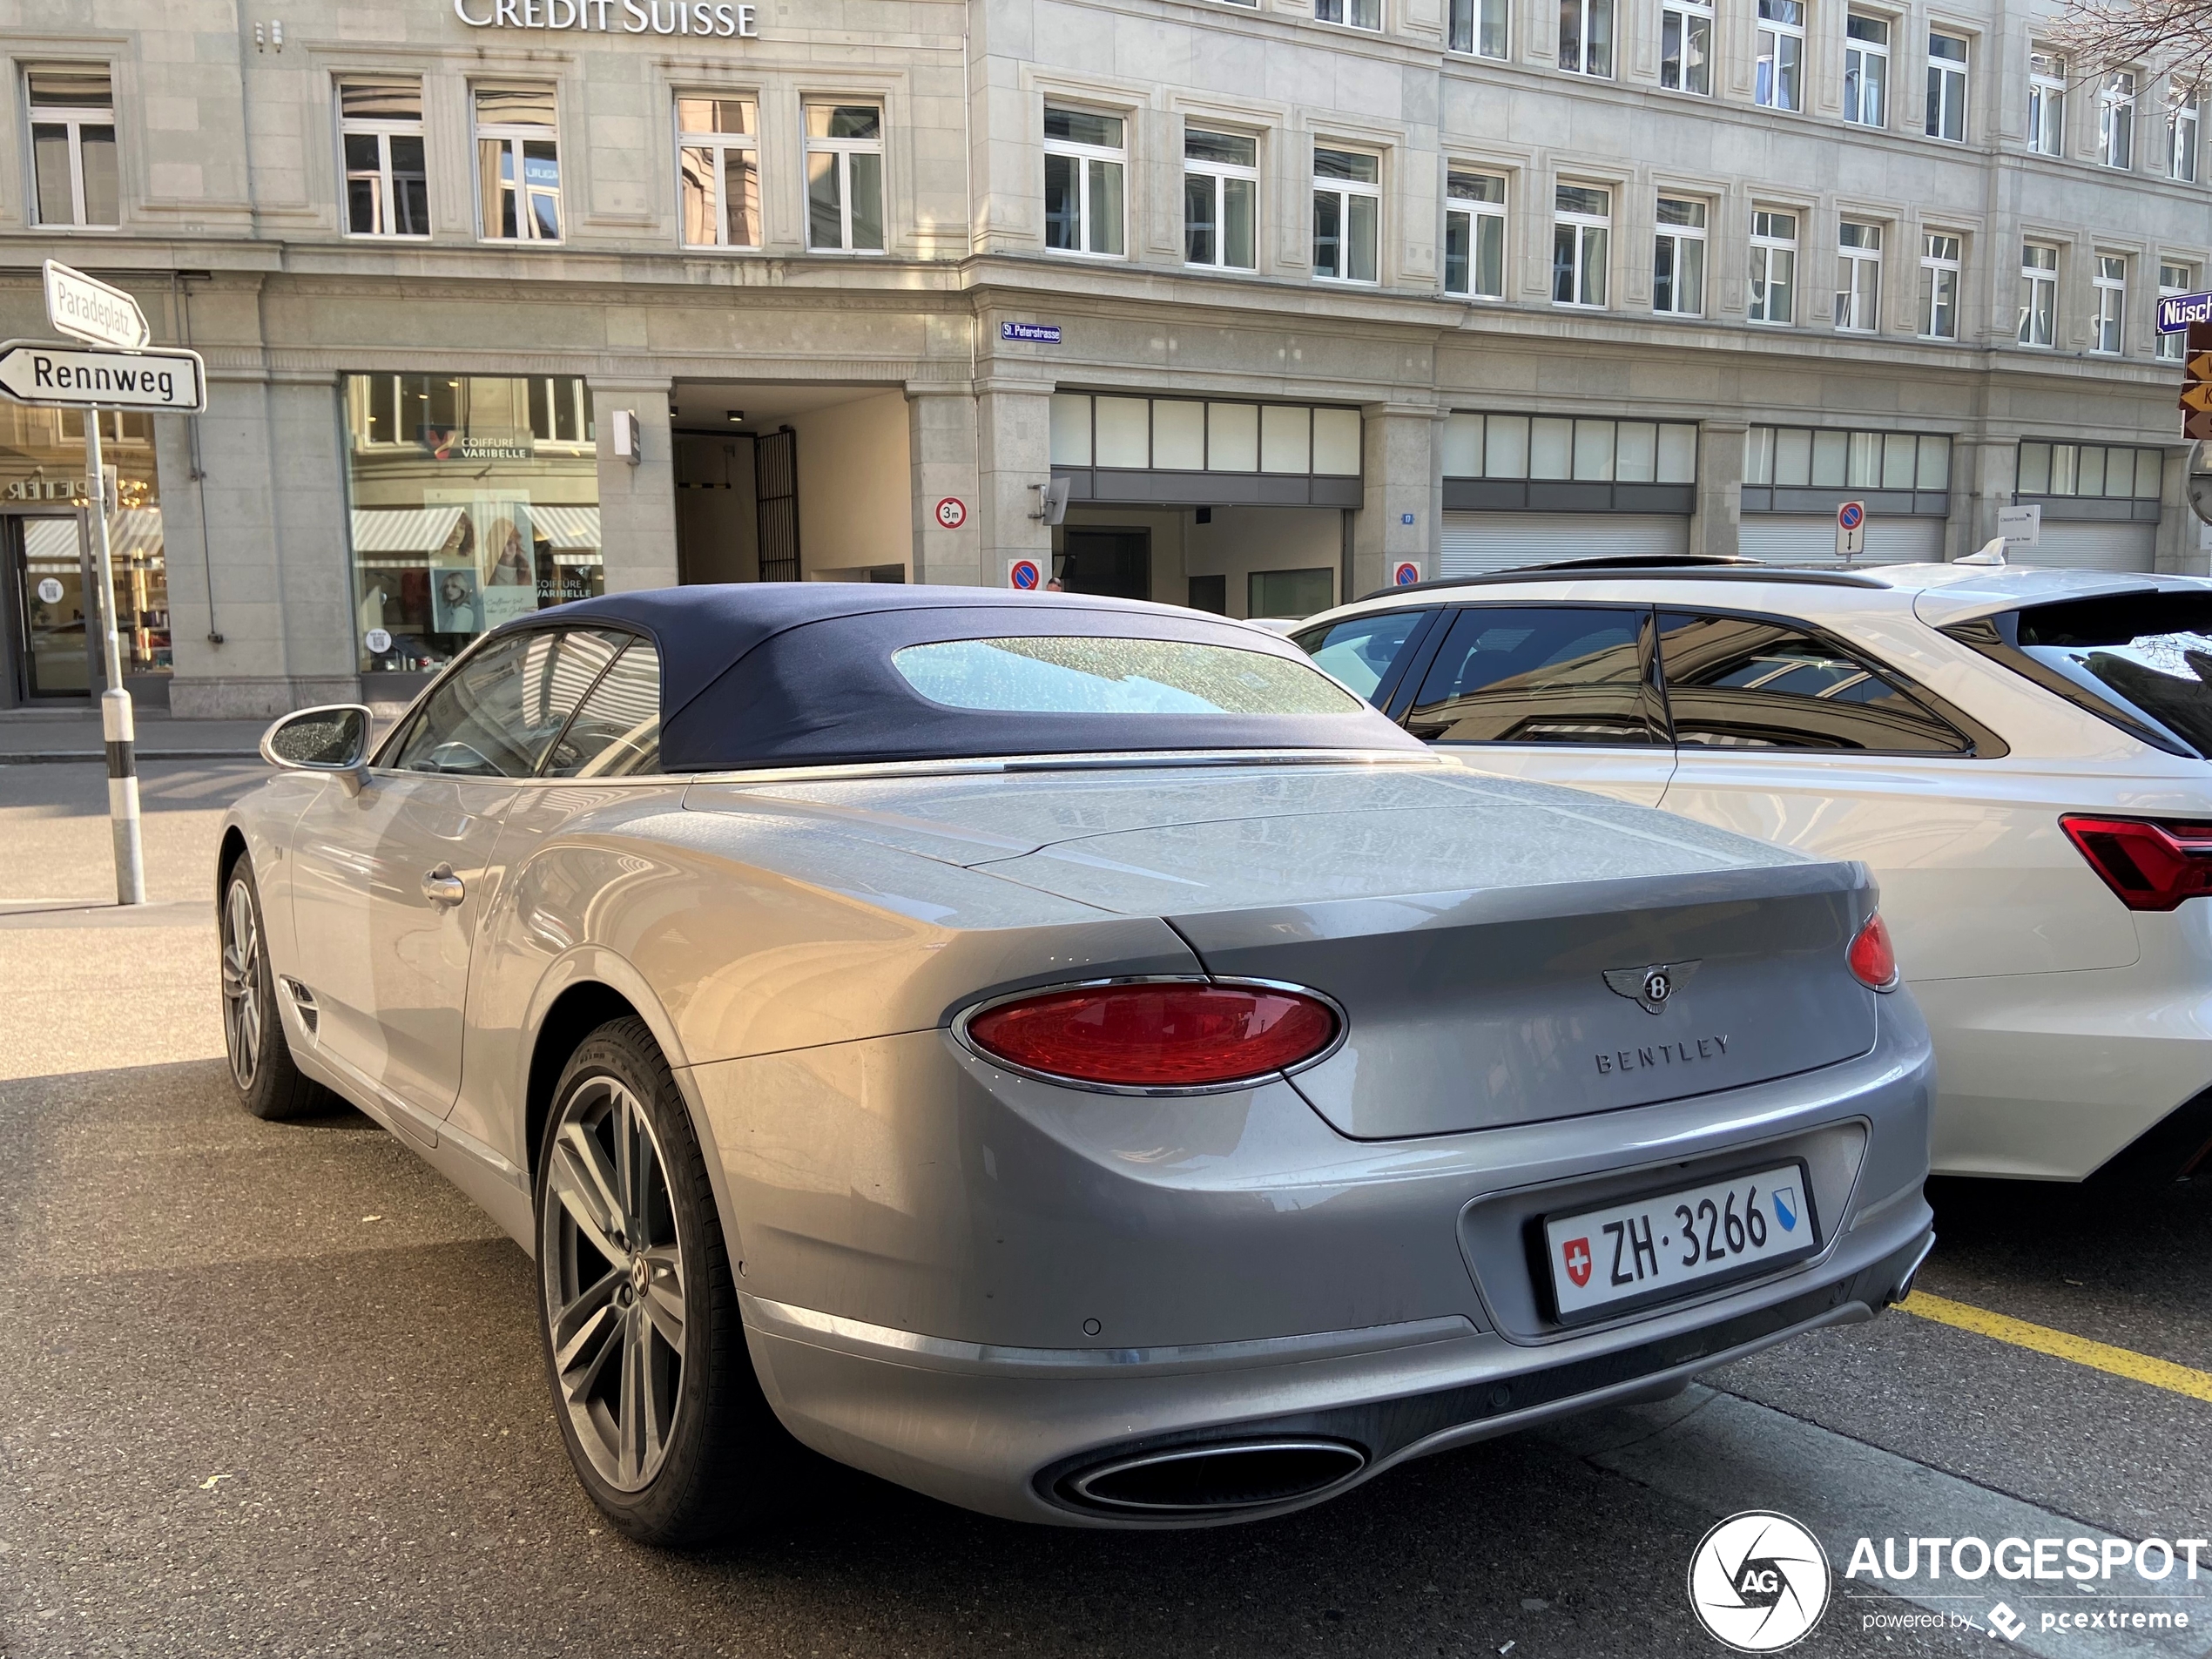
left=1562, top=1237, right=1593, bottom=1288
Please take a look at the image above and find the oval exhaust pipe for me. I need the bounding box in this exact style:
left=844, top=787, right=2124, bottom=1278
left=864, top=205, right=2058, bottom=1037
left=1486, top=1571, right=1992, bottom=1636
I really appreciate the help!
left=1063, top=1439, right=1367, bottom=1514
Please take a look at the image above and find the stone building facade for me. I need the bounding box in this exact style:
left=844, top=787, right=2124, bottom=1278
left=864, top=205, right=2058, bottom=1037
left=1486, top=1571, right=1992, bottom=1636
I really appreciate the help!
left=0, top=0, right=2203, bottom=713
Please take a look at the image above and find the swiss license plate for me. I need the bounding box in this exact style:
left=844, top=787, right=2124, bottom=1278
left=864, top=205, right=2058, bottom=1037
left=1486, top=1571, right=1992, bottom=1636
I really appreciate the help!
left=1542, top=1163, right=1817, bottom=1324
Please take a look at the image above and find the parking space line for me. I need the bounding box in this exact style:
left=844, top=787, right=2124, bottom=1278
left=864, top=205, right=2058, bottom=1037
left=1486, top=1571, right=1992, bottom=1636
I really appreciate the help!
left=1901, top=1291, right=2212, bottom=1405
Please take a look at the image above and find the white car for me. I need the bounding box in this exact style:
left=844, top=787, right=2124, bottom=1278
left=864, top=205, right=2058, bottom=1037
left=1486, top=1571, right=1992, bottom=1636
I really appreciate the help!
left=1292, top=556, right=2212, bottom=1186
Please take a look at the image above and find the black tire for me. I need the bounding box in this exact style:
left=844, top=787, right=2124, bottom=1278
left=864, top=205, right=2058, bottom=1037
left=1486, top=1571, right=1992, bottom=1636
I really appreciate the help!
left=533, top=1017, right=797, bottom=1547
left=219, top=856, right=331, bottom=1122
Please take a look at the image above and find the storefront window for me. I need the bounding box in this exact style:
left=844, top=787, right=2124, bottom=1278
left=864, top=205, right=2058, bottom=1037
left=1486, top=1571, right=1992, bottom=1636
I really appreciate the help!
left=342, top=374, right=601, bottom=674
left=0, top=404, right=168, bottom=680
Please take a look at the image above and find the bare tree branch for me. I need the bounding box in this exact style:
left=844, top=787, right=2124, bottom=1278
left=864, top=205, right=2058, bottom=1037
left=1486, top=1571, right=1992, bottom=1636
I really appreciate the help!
left=2049, top=0, right=2212, bottom=91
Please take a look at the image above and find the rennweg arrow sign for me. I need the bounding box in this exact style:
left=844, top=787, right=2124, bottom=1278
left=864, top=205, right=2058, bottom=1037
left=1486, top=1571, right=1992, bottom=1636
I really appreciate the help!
left=0, top=339, right=206, bottom=412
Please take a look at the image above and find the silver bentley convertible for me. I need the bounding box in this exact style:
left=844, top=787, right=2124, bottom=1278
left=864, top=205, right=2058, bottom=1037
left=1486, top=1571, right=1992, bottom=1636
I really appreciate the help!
left=219, top=585, right=1934, bottom=1544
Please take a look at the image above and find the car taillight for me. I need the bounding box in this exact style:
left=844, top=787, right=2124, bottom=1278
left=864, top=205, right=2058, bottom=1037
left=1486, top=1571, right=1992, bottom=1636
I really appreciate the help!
left=2060, top=815, right=2212, bottom=913
left=1848, top=913, right=1899, bottom=992
left=962, top=981, right=1339, bottom=1090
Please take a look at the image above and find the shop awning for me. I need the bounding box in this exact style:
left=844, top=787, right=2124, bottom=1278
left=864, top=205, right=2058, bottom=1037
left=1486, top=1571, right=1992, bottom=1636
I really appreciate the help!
left=529, top=504, right=600, bottom=550
left=350, top=506, right=465, bottom=555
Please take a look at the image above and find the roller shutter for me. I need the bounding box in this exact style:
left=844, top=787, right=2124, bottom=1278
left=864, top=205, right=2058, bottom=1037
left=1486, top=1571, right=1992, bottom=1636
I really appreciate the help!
left=1440, top=512, right=1689, bottom=575
left=2006, top=521, right=2156, bottom=572
left=1736, top=516, right=1946, bottom=565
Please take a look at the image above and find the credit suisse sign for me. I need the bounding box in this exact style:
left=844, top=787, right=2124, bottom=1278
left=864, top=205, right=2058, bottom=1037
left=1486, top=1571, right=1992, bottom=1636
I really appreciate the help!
left=453, top=0, right=759, bottom=35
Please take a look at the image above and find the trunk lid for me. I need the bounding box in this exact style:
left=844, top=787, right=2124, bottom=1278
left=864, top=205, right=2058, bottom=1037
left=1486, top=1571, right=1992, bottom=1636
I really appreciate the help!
left=692, top=763, right=1878, bottom=1136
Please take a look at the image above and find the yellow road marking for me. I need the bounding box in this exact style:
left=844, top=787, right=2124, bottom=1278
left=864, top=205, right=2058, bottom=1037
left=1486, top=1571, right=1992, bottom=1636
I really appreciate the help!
left=1900, top=1291, right=2212, bottom=1404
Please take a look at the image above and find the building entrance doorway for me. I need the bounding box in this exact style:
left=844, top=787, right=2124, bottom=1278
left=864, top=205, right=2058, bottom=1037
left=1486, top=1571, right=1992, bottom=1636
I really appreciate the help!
left=1058, top=528, right=1150, bottom=598
left=3, top=514, right=91, bottom=701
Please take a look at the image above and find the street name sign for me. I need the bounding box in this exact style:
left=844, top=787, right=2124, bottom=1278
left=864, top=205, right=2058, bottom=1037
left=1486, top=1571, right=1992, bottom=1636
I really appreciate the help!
left=0, top=340, right=206, bottom=413
left=44, top=260, right=149, bottom=350
left=2158, top=290, right=2212, bottom=334
left=1000, top=320, right=1062, bottom=343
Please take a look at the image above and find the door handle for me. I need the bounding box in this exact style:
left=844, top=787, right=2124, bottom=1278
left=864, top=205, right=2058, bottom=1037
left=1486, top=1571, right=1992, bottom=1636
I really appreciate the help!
left=421, top=865, right=466, bottom=907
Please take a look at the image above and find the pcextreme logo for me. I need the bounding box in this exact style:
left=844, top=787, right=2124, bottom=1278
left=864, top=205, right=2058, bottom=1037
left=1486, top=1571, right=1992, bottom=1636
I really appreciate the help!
left=1688, top=1512, right=1832, bottom=1652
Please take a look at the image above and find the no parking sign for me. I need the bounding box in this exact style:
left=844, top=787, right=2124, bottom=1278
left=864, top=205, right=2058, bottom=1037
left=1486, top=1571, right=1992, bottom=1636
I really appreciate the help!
left=1836, top=500, right=1867, bottom=560
left=1392, top=559, right=1425, bottom=587
left=1006, top=557, right=1043, bottom=590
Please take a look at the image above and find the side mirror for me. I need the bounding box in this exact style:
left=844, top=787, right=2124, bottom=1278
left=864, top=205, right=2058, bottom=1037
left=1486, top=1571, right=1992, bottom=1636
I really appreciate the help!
left=261, top=705, right=374, bottom=795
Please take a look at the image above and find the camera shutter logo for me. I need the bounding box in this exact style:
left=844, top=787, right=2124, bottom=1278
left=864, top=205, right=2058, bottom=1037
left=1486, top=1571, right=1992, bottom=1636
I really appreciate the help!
left=1688, top=1511, right=1831, bottom=1652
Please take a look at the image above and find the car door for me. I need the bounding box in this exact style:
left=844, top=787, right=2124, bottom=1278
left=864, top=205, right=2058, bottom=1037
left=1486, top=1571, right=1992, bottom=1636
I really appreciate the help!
left=1650, top=607, right=2139, bottom=981
left=1394, top=603, right=1676, bottom=806
left=447, top=635, right=671, bottom=1167
left=287, top=626, right=629, bottom=1124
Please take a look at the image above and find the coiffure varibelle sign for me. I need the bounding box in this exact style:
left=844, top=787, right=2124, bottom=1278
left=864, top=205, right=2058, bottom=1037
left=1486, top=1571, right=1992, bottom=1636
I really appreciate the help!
left=453, top=0, right=758, bottom=36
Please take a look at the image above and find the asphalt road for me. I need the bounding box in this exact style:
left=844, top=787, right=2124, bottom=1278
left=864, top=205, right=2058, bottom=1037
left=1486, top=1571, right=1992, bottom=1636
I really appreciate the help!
left=3, top=759, right=2209, bottom=1659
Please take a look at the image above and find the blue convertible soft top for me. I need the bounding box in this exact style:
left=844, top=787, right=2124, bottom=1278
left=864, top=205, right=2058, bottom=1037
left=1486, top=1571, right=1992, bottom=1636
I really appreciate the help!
left=525, top=583, right=1424, bottom=772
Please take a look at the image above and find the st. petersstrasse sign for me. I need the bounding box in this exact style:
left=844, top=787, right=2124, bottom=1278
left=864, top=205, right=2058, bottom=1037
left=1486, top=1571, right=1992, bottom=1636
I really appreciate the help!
left=453, top=0, right=759, bottom=35
left=0, top=341, right=207, bottom=413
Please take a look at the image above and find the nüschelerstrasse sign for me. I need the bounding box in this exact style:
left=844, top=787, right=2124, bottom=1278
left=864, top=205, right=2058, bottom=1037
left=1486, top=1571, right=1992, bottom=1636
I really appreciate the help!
left=453, top=0, right=758, bottom=35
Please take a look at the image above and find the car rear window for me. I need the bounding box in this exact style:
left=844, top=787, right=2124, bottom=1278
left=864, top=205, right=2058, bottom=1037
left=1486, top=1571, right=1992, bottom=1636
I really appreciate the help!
left=1954, top=593, right=2212, bottom=757
left=890, top=636, right=1366, bottom=716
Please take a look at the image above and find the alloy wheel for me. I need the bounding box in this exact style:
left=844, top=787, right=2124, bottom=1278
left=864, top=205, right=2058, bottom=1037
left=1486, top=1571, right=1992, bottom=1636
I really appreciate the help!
left=540, top=1076, right=689, bottom=1493
left=219, top=879, right=263, bottom=1091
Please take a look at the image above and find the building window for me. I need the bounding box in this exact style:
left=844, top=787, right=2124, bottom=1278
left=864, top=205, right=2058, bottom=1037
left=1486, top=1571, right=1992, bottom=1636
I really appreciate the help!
left=1836, top=221, right=1882, bottom=332
left=1745, top=425, right=1950, bottom=491
left=342, top=374, right=604, bottom=675
left=1551, top=185, right=1609, bottom=307
left=1919, top=233, right=1961, bottom=339
left=1048, top=394, right=1363, bottom=477
left=2171, top=88, right=2201, bottom=181
left=1450, top=0, right=1510, bottom=57
left=1755, top=0, right=1804, bottom=111
left=1444, top=171, right=1507, bottom=299
left=2100, top=71, right=2136, bottom=168
left=1441, top=412, right=1701, bottom=483
left=1044, top=107, right=1126, bottom=258
left=1315, top=0, right=1383, bottom=28
left=27, top=67, right=118, bottom=228
left=1748, top=210, right=1797, bottom=324
left=2018, top=241, right=2059, bottom=347
left=2161, top=261, right=2196, bottom=361
left=1559, top=0, right=1614, bottom=78
left=2027, top=51, right=2066, bottom=155
left=1844, top=15, right=1889, bottom=126
left=0, top=409, right=166, bottom=681
left=340, top=81, right=428, bottom=238
left=806, top=103, right=885, bottom=253
left=475, top=86, right=561, bottom=242
left=1926, top=30, right=1969, bottom=142
left=2016, top=441, right=2164, bottom=500
left=677, top=97, right=759, bottom=249
left=1662, top=0, right=1712, bottom=94
left=2093, top=253, right=2127, bottom=354
left=1312, top=148, right=1381, bottom=284
left=1184, top=129, right=1258, bottom=271
left=1652, top=196, right=1706, bottom=317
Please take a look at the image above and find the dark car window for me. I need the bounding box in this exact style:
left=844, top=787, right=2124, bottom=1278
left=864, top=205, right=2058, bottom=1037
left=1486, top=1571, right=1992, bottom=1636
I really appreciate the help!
left=543, top=640, right=663, bottom=778
left=1291, top=610, right=1430, bottom=704
left=389, top=628, right=624, bottom=778
left=1944, top=592, right=2212, bottom=759
left=1656, top=610, right=1973, bottom=754
left=1403, top=606, right=1661, bottom=746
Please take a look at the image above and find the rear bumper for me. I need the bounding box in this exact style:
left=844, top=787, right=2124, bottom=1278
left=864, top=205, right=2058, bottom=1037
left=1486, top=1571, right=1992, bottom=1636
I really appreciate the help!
left=1917, top=916, right=2212, bottom=1180
left=740, top=1216, right=1934, bottom=1527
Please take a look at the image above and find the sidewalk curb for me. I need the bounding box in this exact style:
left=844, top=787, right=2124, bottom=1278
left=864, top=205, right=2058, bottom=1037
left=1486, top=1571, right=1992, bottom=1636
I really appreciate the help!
left=0, top=750, right=263, bottom=765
